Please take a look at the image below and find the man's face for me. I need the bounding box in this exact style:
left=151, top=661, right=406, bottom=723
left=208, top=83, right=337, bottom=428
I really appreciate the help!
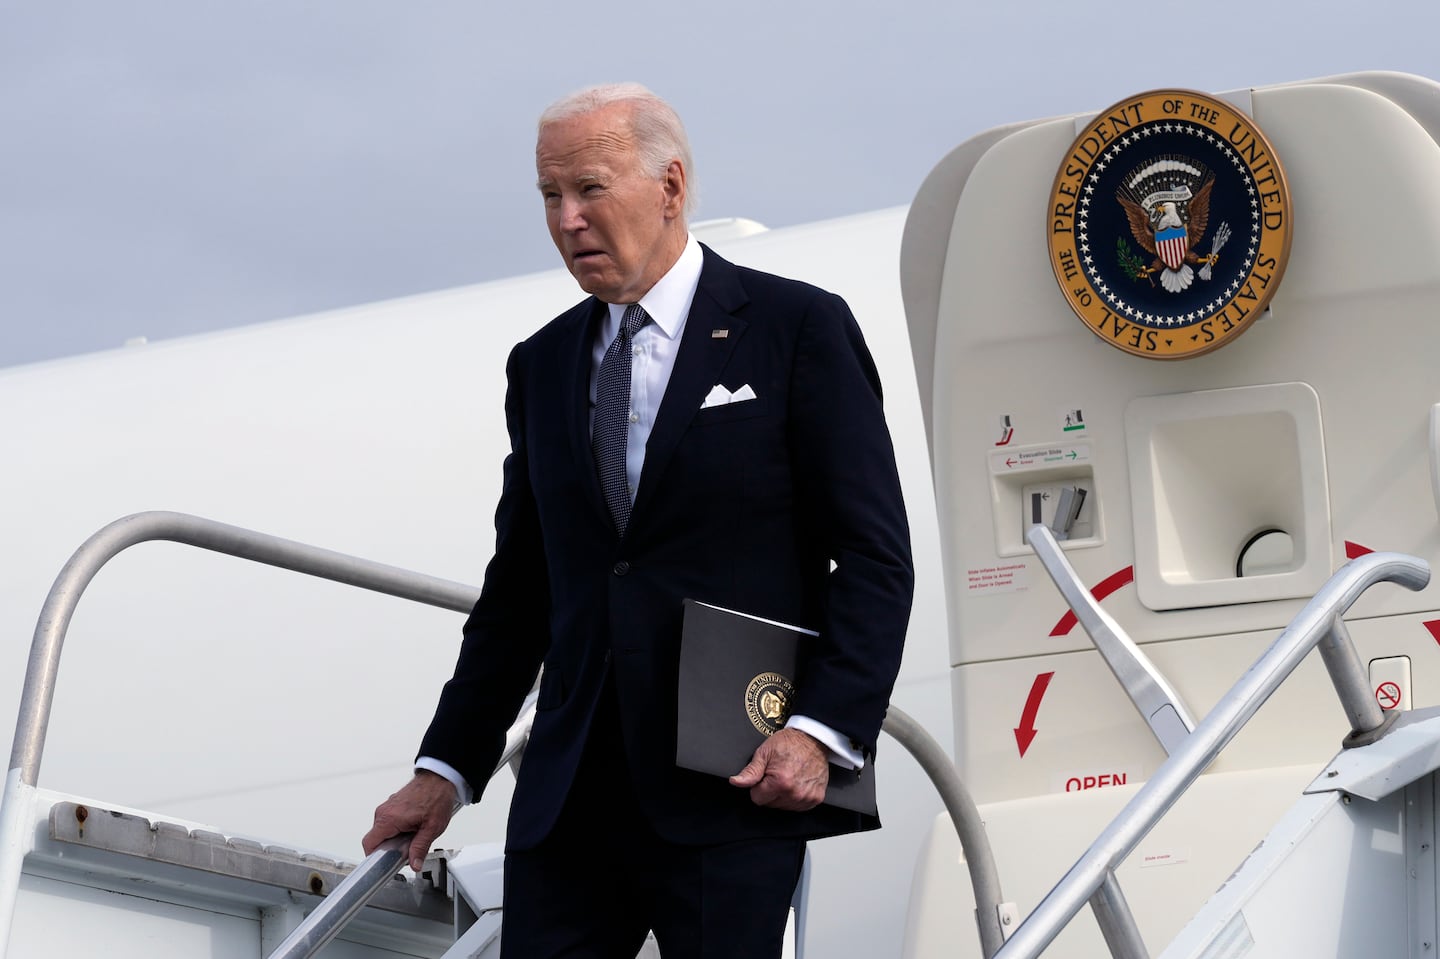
left=536, top=104, right=685, bottom=304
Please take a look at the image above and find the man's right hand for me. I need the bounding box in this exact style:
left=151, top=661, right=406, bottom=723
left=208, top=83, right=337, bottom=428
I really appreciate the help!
left=362, top=770, right=459, bottom=872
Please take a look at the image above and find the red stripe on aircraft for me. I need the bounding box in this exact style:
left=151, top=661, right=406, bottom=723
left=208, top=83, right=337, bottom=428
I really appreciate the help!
left=1424, top=620, right=1440, bottom=647
left=1345, top=541, right=1374, bottom=559
left=1049, top=567, right=1136, bottom=636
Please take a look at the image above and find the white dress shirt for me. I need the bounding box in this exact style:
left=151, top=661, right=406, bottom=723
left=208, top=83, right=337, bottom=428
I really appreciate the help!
left=418, top=235, right=860, bottom=805
left=587, top=232, right=702, bottom=498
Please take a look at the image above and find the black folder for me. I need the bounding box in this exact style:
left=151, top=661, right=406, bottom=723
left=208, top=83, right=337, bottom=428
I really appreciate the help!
left=675, top=599, right=877, bottom=815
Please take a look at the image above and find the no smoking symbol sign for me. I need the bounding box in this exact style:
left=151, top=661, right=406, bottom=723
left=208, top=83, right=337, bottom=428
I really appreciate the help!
left=1375, top=681, right=1403, bottom=711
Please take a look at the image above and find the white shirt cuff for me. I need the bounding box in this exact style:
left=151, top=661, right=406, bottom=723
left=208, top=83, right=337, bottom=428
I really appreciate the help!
left=785, top=714, right=865, bottom=770
left=415, top=756, right=472, bottom=806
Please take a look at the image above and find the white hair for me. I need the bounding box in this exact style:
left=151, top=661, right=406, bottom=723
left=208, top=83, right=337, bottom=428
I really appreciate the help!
left=538, top=82, right=697, bottom=219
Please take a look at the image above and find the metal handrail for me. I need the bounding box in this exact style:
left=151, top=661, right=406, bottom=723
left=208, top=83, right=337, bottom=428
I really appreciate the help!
left=1027, top=526, right=1195, bottom=756
left=269, top=678, right=541, bottom=959
left=269, top=687, right=541, bottom=959
left=993, top=550, right=1430, bottom=959
left=1090, top=871, right=1147, bottom=959
left=8, top=510, right=482, bottom=784
left=267, top=835, right=412, bottom=959
left=882, top=705, right=1009, bottom=957
left=0, top=511, right=482, bottom=958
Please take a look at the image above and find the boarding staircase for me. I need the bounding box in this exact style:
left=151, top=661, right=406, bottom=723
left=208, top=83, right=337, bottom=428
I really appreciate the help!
left=0, top=512, right=992, bottom=959
left=0, top=510, right=1435, bottom=958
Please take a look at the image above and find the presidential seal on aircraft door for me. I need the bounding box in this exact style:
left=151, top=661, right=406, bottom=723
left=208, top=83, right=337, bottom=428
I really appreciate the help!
left=1047, top=89, right=1292, bottom=359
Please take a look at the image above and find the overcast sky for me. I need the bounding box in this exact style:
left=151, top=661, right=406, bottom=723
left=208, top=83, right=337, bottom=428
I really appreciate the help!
left=4, top=1, right=1437, bottom=368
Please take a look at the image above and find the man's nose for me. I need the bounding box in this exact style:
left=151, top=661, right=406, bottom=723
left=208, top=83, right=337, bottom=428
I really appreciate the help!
left=558, top=196, right=586, bottom=232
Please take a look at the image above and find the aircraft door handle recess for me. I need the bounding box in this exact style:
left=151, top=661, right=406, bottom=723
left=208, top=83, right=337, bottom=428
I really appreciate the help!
left=1027, top=524, right=1196, bottom=755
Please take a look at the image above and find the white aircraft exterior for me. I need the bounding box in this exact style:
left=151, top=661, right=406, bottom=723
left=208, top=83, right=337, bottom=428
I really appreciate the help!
left=3, top=70, right=1440, bottom=958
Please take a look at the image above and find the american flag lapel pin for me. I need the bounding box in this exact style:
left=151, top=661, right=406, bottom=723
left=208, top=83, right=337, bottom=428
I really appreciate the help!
left=711, top=329, right=729, bottom=339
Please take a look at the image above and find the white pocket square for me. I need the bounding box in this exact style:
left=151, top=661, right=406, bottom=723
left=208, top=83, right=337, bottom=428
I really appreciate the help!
left=700, top=384, right=757, bottom=409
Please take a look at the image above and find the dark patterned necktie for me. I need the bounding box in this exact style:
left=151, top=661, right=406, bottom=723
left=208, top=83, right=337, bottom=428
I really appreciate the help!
left=593, top=303, right=648, bottom=534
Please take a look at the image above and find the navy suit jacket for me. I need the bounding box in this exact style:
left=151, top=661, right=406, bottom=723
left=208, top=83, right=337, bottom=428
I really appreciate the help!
left=419, top=245, right=914, bottom=850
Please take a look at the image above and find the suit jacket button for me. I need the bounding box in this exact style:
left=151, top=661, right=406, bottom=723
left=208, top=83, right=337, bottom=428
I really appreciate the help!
left=613, top=561, right=631, bottom=576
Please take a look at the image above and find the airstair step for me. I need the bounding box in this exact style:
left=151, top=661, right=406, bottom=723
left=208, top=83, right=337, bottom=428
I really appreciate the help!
left=47, top=801, right=450, bottom=922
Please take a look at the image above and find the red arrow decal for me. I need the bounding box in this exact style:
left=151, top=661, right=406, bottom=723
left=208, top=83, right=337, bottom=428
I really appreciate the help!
left=1425, top=620, right=1440, bottom=646
left=1015, top=671, right=1055, bottom=757
left=1345, top=541, right=1374, bottom=559
left=1049, top=567, right=1135, bottom=636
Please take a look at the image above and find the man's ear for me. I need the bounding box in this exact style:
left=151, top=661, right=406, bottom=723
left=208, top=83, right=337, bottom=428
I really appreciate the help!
left=662, top=159, right=686, bottom=219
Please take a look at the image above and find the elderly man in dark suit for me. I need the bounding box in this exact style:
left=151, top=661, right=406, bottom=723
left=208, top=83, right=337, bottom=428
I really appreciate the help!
left=364, top=82, right=913, bottom=958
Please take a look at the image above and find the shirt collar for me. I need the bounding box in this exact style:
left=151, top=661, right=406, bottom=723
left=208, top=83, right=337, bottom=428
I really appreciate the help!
left=605, top=234, right=702, bottom=340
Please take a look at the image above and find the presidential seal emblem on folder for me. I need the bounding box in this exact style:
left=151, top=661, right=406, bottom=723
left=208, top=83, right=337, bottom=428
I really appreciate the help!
left=1047, top=89, right=1293, bottom=359
left=676, top=599, right=877, bottom=815
left=745, top=671, right=796, bottom=736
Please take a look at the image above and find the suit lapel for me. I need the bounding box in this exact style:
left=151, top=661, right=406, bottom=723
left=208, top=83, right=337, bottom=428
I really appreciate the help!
left=631, top=247, right=749, bottom=523
left=564, top=298, right=610, bottom=523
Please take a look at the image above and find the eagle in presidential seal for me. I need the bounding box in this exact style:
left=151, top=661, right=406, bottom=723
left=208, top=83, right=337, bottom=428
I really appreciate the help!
left=1116, top=157, right=1231, bottom=293
left=1047, top=89, right=1293, bottom=359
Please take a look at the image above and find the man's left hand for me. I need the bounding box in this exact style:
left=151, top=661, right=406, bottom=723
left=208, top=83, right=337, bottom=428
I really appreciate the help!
left=729, top=727, right=829, bottom=810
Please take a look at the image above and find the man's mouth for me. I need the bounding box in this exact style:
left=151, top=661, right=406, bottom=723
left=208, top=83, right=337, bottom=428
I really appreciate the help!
left=572, top=249, right=605, bottom=262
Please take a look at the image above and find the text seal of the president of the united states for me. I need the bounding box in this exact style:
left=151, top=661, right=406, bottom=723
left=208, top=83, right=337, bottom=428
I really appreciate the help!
left=746, top=672, right=795, bottom=736
left=1047, top=88, right=1293, bottom=359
